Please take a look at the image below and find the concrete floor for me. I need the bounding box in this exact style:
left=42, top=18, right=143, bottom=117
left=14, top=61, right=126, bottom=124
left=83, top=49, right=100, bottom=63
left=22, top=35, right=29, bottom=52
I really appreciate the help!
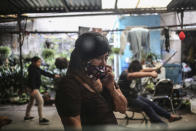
left=0, top=104, right=196, bottom=131
left=0, top=104, right=64, bottom=130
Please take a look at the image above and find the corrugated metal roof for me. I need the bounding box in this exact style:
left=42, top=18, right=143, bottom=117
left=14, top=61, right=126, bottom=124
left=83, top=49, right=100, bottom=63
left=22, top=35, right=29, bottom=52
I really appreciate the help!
left=0, top=0, right=101, bottom=15
left=1, top=0, right=196, bottom=18
left=167, top=0, right=196, bottom=11
left=2, top=0, right=189, bottom=16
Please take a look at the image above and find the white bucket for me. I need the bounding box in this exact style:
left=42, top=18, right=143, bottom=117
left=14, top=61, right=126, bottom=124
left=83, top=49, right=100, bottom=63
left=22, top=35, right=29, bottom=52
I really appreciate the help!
left=190, top=99, right=196, bottom=114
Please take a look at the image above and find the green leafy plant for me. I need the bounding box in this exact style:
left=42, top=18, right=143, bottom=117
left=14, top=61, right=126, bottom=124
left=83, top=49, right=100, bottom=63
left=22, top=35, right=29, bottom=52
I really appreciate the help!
left=41, top=49, right=55, bottom=61
left=0, top=46, right=11, bottom=58
left=0, top=65, right=29, bottom=104
left=111, top=47, right=120, bottom=54
left=146, top=52, right=158, bottom=61
left=0, top=46, right=11, bottom=65
left=181, top=99, right=191, bottom=111
left=145, top=79, right=155, bottom=94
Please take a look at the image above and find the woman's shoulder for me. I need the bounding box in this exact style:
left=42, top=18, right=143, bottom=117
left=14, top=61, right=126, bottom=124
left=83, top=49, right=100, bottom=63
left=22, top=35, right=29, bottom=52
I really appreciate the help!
left=56, top=75, right=82, bottom=93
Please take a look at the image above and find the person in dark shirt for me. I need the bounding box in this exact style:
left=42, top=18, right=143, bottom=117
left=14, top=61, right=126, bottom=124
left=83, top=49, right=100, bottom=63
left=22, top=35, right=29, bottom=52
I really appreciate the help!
left=55, top=32, right=127, bottom=130
left=24, top=56, right=59, bottom=125
left=118, top=60, right=182, bottom=127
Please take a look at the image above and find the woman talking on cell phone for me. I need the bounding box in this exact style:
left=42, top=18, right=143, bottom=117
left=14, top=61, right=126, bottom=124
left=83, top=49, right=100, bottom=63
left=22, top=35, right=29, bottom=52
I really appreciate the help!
left=55, top=32, right=127, bottom=130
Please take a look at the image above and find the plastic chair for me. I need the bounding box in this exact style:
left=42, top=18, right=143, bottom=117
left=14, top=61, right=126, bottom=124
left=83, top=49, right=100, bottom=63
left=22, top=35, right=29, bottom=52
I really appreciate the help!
left=152, top=79, right=175, bottom=114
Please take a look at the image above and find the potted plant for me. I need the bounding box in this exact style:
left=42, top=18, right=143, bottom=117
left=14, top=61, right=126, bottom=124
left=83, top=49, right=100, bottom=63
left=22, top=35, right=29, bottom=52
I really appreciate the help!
left=111, top=47, right=121, bottom=54
left=42, top=49, right=54, bottom=60
left=0, top=63, right=28, bottom=104
left=41, top=49, right=55, bottom=65
left=0, top=46, right=11, bottom=65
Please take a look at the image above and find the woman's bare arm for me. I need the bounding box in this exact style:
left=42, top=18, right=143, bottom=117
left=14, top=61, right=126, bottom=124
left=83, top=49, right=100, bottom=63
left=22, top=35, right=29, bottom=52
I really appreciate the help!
left=141, top=64, right=161, bottom=72
left=141, top=68, right=157, bottom=72
left=61, top=115, right=82, bottom=130
left=102, top=65, right=127, bottom=114
left=112, top=89, right=127, bottom=114
left=106, top=82, right=127, bottom=114
left=127, top=71, right=157, bottom=81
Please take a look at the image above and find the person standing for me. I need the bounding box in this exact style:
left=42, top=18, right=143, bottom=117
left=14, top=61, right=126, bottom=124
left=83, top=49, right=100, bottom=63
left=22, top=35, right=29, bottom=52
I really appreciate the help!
left=24, top=56, right=59, bottom=125
left=55, top=32, right=127, bottom=130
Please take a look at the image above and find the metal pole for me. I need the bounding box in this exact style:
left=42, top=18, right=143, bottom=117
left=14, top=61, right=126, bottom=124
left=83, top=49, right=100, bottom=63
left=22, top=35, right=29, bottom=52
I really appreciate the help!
left=17, top=14, right=23, bottom=77
left=25, top=9, right=168, bottom=19
left=180, top=11, right=184, bottom=84
left=181, top=11, right=184, bottom=29
left=2, top=22, right=196, bottom=34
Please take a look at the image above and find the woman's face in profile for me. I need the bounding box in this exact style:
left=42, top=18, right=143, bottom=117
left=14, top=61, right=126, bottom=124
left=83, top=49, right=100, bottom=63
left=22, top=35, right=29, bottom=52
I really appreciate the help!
left=89, top=53, right=109, bottom=67
left=34, top=59, right=41, bottom=67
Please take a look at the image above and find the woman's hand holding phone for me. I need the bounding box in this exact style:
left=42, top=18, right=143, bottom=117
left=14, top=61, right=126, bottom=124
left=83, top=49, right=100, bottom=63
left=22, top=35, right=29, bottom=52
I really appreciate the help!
left=101, top=65, right=115, bottom=91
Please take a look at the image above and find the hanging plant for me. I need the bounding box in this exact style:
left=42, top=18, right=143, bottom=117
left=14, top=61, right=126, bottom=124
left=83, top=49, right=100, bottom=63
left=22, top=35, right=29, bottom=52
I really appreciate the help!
left=0, top=46, right=11, bottom=58
left=44, top=40, right=54, bottom=49
left=0, top=46, right=11, bottom=65
left=111, top=47, right=120, bottom=54
left=146, top=52, right=158, bottom=61
left=41, top=49, right=55, bottom=60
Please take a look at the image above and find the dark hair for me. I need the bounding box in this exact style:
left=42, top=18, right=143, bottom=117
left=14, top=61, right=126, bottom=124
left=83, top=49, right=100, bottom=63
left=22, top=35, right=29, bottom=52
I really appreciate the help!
left=31, top=56, right=41, bottom=63
left=75, top=32, right=110, bottom=61
left=128, top=60, right=142, bottom=73
left=68, top=32, right=110, bottom=71
left=55, top=57, right=68, bottom=70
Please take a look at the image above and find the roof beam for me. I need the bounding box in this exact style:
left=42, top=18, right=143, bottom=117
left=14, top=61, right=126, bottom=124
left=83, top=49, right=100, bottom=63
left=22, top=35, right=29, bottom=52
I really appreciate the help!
left=24, top=8, right=168, bottom=19
left=2, top=22, right=196, bottom=34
